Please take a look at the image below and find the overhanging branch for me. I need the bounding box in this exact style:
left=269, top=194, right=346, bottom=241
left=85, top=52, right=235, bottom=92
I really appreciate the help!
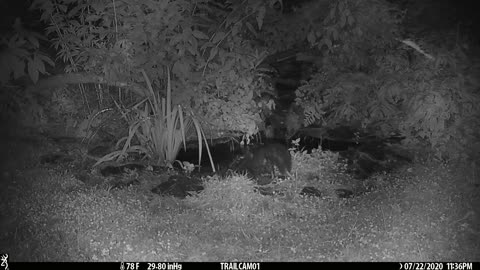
left=25, top=73, right=149, bottom=97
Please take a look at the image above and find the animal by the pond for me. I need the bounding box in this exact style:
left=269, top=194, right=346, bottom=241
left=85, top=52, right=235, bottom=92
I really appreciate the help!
left=237, top=143, right=292, bottom=177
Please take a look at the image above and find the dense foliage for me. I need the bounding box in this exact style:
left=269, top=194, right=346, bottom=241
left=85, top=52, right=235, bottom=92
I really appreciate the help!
left=1, top=0, right=479, bottom=160
left=28, top=0, right=278, bottom=138
left=294, top=1, right=480, bottom=159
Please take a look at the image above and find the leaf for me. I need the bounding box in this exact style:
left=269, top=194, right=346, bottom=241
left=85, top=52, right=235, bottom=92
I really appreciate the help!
left=332, top=28, right=338, bottom=41
left=58, top=4, right=67, bottom=13
left=307, top=31, right=315, bottom=44
left=340, top=14, right=346, bottom=28
left=212, top=31, right=225, bottom=44
left=0, top=53, right=12, bottom=84
left=26, top=34, right=39, bottom=49
left=187, top=45, right=198, bottom=56
left=12, top=57, right=25, bottom=80
left=232, top=23, right=240, bottom=37
left=192, top=30, right=208, bottom=40
left=207, top=47, right=218, bottom=62
left=321, top=38, right=332, bottom=50
left=27, top=57, right=39, bottom=83
left=93, top=150, right=125, bottom=167
left=33, top=54, right=46, bottom=75
left=256, top=6, right=266, bottom=30
left=85, top=14, right=101, bottom=22
left=67, top=4, right=83, bottom=17
left=356, top=27, right=363, bottom=36
left=172, top=60, right=189, bottom=77
left=200, top=41, right=213, bottom=51
left=37, top=53, right=55, bottom=67
left=347, top=14, right=355, bottom=25
left=245, top=22, right=257, bottom=36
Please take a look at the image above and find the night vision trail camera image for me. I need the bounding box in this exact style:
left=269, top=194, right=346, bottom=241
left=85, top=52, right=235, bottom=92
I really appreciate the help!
left=0, top=0, right=478, bottom=263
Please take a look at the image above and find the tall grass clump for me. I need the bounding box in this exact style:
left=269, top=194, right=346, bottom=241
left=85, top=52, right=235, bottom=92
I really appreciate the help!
left=95, top=68, right=215, bottom=171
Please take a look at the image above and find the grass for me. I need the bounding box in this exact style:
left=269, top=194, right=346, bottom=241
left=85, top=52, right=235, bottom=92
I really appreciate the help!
left=0, top=134, right=478, bottom=262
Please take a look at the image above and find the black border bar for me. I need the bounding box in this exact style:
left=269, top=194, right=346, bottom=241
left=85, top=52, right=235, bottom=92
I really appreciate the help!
left=6, top=262, right=477, bottom=270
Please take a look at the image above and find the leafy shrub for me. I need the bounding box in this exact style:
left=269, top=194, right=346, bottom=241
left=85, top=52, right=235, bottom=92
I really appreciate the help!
left=25, top=0, right=479, bottom=161
left=31, top=0, right=274, bottom=137
left=0, top=18, right=54, bottom=85
left=292, top=0, right=480, bottom=160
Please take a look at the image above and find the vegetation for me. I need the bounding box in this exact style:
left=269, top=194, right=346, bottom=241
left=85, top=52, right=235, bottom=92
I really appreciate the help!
left=93, top=69, right=215, bottom=171
left=0, top=0, right=478, bottom=262
left=0, top=136, right=477, bottom=261
left=1, top=0, right=479, bottom=162
left=1, top=0, right=478, bottom=163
